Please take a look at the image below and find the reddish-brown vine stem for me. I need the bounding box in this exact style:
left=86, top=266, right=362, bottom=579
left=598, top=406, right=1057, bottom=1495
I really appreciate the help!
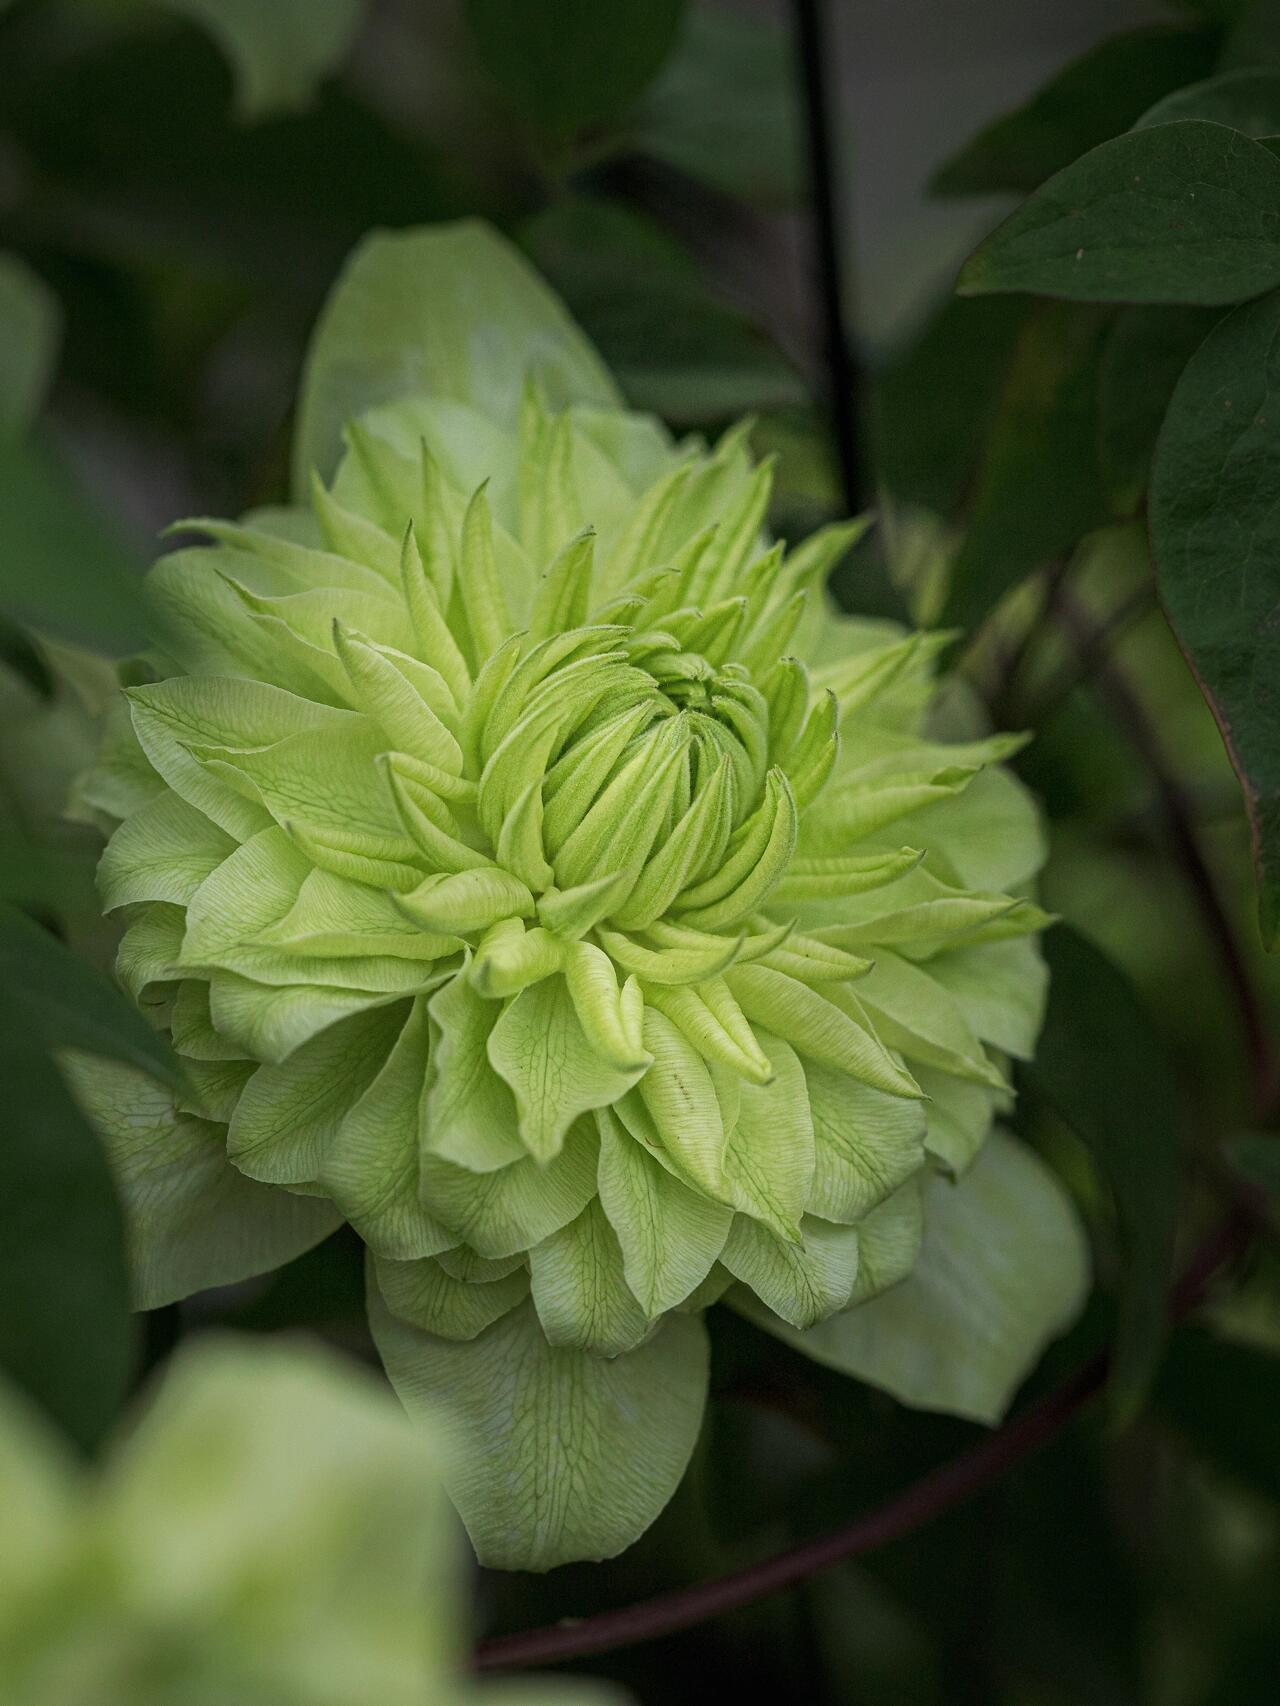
left=473, top=1213, right=1247, bottom=1673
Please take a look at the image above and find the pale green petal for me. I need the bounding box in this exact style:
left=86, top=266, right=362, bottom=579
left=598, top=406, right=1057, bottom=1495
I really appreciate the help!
left=322, top=1000, right=456, bottom=1259
left=228, top=1004, right=406, bottom=1185
left=488, top=974, right=647, bottom=1162
left=917, top=1067, right=999, bottom=1176
left=749, top=1133, right=1089, bottom=1424
left=368, top=1289, right=708, bottom=1571
left=98, top=790, right=236, bottom=911
left=903, top=766, right=1047, bottom=893
left=419, top=1120, right=599, bottom=1260
left=294, top=221, right=620, bottom=493
left=595, top=1107, right=731, bottom=1316
left=374, top=1251, right=530, bottom=1340
left=720, top=1030, right=815, bottom=1239
left=207, top=971, right=409, bottom=1064
left=854, top=950, right=1008, bottom=1091
left=62, top=1054, right=339, bottom=1309
left=923, top=935, right=1049, bottom=1060
left=424, top=971, right=527, bottom=1172
left=528, top=1197, right=652, bottom=1355
left=805, top=1059, right=927, bottom=1223
left=722, top=1213, right=861, bottom=1329
left=845, top=1177, right=924, bottom=1304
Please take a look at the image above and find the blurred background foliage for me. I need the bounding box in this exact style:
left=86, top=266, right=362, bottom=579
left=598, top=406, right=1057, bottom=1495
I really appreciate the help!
left=1, top=2, right=1278, bottom=1703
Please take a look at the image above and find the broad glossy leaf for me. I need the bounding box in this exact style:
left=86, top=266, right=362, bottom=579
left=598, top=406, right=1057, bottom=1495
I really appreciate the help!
left=960, top=122, right=1280, bottom=306
left=159, top=0, right=363, bottom=119
left=1096, top=305, right=1221, bottom=514
left=932, top=26, right=1217, bottom=197
left=1135, top=67, right=1280, bottom=133
left=1150, top=288, right=1280, bottom=946
left=293, top=222, right=618, bottom=492
left=1025, top=927, right=1182, bottom=1417
left=368, top=1287, right=709, bottom=1570
left=462, top=0, right=684, bottom=138
left=0, top=997, right=134, bottom=1452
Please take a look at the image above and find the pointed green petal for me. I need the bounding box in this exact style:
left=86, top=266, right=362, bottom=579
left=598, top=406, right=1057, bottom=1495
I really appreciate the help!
left=529, top=1196, right=652, bottom=1355
left=596, top=1107, right=731, bottom=1317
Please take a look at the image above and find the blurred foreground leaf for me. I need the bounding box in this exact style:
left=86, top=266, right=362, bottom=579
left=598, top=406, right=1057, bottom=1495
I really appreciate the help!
left=1150, top=289, right=1280, bottom=947
left=931, top=25, right=1217, bottom=197
left=960, top=122, right=1280, bottom=306
left=522, top=198, right=805, bottom=423
left=159, top=0, right=364, bottom=119
left=0, top=253, right=60, bottom=437
left=0, top=990, right=134, bottom=1452
left=0, top=438, right=147, bottom=654
left=1026, top=926, right=1183, bottom=1421
left=462, top=0, right=684, bottom=140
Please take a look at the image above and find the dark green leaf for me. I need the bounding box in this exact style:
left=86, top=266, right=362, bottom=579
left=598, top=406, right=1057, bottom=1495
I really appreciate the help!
left=940, top=303, right=1110, bottom=630
left=158, top=0, right=364, bottom=120
left=521, top=198, right=805, bottom=424
left=1024, top=926, right=1183, bottom=1421
left=462, top=0, right=685, bottom=139
left=1149, top=287, right=1280, bottom=947
left=872, top=294, right=1030, bottom=516
left=959, top=122, right=1280, bottom=306
left=1156, top=1324, right=1280, bottom=1501
left=0, top=904, right=181, bottom=1089
left=1223, top=1131, right=1280, bottom=1194
left=1096, top=305, right=1221, bottom=513
left=931, top=26, right=1218, bottom=198
left=1135, top=67, right=1280, bottom=133
left=1222, top=0, right=1280, bottom=70
left=0, top=992, right=134, bottom=1452
left=630, top=3, right=802, bottom=206
left=0, top=437, right=147, bottom=654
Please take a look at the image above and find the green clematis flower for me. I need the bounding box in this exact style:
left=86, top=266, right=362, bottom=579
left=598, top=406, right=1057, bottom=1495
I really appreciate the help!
left=0, top=1334, right=620, bottom=1704
left=70, top=222, right=1088, bottom=1571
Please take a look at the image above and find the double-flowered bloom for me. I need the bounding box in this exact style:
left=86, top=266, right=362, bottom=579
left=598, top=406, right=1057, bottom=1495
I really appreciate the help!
left=71, top=224, right=1086, bottom=1570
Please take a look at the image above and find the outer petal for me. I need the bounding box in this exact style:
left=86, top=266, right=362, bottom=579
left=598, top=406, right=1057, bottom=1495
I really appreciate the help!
left=62, top=1054, right=339, bottom=1310
left=368, top=1288, right=709, bottom=1572
left=739, top=1132, right=1088, bottom=1424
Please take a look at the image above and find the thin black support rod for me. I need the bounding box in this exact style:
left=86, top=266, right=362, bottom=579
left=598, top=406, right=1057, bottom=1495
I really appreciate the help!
left=793, top=0, right=862, bottom=514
